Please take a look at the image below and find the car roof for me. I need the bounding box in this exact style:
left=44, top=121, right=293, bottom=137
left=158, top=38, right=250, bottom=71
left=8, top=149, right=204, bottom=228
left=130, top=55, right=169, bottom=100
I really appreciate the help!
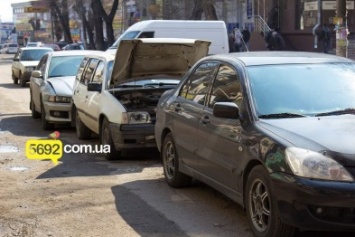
left=46, top=50, right=99, bottom=57
left=204, top=51, right=354, bottom=66
left=81, top=51, right=115, bottom=60
left=21, top=47, right=53, bottom=51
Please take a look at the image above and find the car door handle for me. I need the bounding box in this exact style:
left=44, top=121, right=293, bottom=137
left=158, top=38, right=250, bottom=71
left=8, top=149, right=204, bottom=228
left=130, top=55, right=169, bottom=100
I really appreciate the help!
left=174, top=103, right=181, bottom=112
left=201, top=115, right=210, bottom=125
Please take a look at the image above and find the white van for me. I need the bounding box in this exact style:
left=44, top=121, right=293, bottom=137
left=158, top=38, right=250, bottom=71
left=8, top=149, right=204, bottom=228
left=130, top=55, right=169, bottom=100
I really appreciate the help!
left=107, top=20, right=229, bottom=55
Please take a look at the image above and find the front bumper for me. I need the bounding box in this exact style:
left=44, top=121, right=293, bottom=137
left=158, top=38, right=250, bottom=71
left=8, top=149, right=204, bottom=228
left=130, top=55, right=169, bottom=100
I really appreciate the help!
left=109, top=123, right=156, bottom=150
left=42, top=101, right=72, bottom=124
left=271, top=172, right=355, bottom=231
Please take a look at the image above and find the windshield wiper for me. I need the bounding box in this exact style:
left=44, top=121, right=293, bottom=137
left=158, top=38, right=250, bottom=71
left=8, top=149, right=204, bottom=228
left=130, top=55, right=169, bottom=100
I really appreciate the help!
left=316, top=108, right=355, bottom=117
left=144, top=82, right=177, bottom=87
left=115, top=84, right=143, bottom=88
left=259, top=113, right=305, bottom=119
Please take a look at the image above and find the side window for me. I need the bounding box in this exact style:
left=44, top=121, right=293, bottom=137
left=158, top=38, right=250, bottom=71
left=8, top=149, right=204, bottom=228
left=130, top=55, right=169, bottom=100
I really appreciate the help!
left=36, top=55, right=48, bottom=73
left=139, top=31, right=154, bottom=38
left=91, top=61, right=105, bottom=83
left=208, top=64, right=243, bottom=109
left=81, top=58, right=99, bottom=85
left=76, top=57, right=90, bottom=83
left=179, top=62, right=218, bottom=105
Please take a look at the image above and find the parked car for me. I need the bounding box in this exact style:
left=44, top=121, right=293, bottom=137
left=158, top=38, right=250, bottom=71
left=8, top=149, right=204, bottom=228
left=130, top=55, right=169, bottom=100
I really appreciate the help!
left=1, top=43, right=19, bottom=54
left=63, top=43, right=84, bottom=50
left=155, top=51, right=355, bottom=237
left=11, top=47, right=54, bottom=87
left=26, top=42, right=42, bottom=47
left=41, top=44, right=61, bottom=51
left=29, top=50, right=97, bottom=130
left=72, top=38, right=210, bottom=160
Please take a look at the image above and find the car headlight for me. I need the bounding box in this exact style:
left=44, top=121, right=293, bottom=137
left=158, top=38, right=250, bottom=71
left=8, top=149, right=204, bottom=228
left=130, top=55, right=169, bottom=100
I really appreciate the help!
left=121, top=112, right=151, bottom=124
left=48, top=96, right=71, bottom=103
left=285, top=147, right=353, bottom=182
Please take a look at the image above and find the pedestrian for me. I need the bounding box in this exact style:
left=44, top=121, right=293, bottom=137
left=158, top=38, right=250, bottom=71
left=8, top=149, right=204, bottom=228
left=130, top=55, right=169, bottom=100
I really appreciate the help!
left=266, top=29, right=285, bottom=51
left=234, top=27, right=243, bottom=52
left=319, top=23, right=331, bottom=53
left=228, top=33, right=236, bottom=52
left=242, top=28, right=251, bottom=50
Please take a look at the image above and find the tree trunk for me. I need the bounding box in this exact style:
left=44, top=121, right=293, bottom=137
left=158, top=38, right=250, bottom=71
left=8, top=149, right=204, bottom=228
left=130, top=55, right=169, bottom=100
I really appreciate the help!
left=49, top=0, right=72, bottom=43
left=73, top=0, right=95, bottom=49
left=202, top=0, right=218, bottom=20
left=336, top=0, right=348, bottom=57
left=96, top=0, right=119, bottom=48
left=91, top=0, right=104, bottom=50
left=190, top=0, right=203, bottom=20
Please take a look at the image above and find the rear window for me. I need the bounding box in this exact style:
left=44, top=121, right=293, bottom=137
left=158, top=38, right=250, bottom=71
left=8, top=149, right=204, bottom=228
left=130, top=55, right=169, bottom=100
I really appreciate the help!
left=9, top=44, right=18, bottom=47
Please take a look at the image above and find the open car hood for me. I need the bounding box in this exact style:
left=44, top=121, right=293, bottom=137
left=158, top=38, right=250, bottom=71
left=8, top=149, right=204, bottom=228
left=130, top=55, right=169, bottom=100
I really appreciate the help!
left=110, top=38, right=210, bottom=86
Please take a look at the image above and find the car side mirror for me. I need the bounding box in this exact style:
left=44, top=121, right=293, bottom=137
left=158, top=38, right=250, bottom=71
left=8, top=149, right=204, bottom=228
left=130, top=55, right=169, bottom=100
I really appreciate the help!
left=213, top=102, right=239, bottom=119
left=87, top=82, right=102, bottom=92
left=31, top=70, right=43, bottom=79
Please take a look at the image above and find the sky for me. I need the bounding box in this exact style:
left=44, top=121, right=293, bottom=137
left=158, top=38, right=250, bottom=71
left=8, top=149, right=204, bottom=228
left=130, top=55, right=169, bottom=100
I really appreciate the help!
left=0, top=0, right=31, bottom=22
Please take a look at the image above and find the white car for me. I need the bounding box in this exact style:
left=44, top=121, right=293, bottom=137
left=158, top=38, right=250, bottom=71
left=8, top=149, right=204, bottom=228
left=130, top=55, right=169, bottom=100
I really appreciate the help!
left=1, top=43, right=19, bottom=54
left=29, top=50, right=97, bottom=130
left=72, top=38, right=210, bottom=160
left=26, top=42, right=43, bottom=47
left=11, top=47, right=54, bottom=87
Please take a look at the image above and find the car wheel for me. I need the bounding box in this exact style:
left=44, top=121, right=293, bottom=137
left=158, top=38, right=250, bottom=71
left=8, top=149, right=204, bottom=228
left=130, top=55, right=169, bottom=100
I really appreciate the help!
left=162, top=133, right=192, bottom=188
left=245, top=165, right=296, bottom=237
left=12, top=72, right=18, bottom=84
left=100, top=117, right=121, bottom=160
left=20, top=74, right=27, bottom=87
left=41, top=103, right=54, bottom=130
left=30, top=97, right=40, bottom=119
left=75, top=109, right=91, bottom=140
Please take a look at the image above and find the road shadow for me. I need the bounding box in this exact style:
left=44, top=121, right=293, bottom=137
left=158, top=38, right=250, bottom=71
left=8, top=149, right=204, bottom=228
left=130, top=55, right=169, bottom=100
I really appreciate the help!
left=0, top=114, right=71, bottom=137
left=111, top=180, right=192, bottom=237
left=36, top=146, right=161, bottom=179
left=0, top=82, right=29, bottom=89
left=0, top=113, right=161, bottom=179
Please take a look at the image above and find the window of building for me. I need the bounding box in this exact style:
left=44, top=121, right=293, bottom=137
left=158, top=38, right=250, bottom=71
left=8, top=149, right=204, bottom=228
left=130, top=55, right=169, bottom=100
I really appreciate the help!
left=296, top=0, right=318, bottom=30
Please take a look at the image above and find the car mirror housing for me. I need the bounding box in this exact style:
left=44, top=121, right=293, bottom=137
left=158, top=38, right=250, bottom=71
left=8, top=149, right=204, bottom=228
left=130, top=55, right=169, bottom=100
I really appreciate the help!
left=31, top=70, right=43, bottom=78
left=213, top=102, right=239, bottom=119
left=87, top=83, right=102, bottom=92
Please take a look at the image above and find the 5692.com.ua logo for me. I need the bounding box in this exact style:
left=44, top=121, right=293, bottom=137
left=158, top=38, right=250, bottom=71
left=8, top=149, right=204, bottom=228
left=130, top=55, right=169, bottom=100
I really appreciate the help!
left=25, top=131, right=110, bottom=164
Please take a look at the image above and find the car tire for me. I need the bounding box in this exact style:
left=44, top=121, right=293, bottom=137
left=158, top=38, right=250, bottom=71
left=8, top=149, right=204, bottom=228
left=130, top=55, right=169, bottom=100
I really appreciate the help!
left=100, top=117, right=121, bottom=160
left=245, top=165, right=296, bottom=237
left=162, top=133, right=192, bottom=188
left=41, top=103, right=54, bottom=130
left=30, top=97, right=40, bottom=119
left=12, top=72, right=18, bottom=84
left=75, top=109, right=91, bottom=140
left=20, top=74, right=27, bottom=87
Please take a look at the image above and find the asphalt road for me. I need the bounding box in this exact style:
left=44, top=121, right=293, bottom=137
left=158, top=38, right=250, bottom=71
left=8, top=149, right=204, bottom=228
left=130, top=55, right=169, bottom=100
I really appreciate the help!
left=0, top=54, right=353, bottom=237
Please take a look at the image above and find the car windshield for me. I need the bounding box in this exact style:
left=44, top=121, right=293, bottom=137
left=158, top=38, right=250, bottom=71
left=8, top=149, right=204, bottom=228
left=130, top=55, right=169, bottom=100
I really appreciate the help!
left=247, top=63, right=355, bottom=118
left=48, top=55, right=85, bottom=78
left=9, top=44, right=18, bottom=47
left=20, top=49, right=51, bottom=61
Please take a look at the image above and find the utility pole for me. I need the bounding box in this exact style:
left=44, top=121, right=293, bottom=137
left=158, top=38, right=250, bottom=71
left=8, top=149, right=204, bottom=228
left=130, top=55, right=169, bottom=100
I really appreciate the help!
left=335, top=0, right=348, bottom=57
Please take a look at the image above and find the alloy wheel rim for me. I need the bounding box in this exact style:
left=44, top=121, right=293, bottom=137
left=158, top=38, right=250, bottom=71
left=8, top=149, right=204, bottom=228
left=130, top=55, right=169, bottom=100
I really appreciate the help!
left=249, top=178, right=271, bottom=232
left=164, top=141, right=175, bottom=179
